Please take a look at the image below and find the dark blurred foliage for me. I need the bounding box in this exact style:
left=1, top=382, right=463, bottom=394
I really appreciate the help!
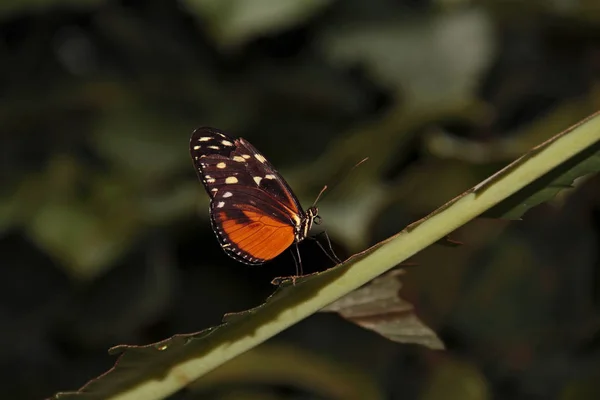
left=1, top=0, right=600, bottom=399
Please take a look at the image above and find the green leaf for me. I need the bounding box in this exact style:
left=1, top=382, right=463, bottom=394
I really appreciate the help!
left=320, top=9, right=493, bottom=103
left=190, top=345, right=384, bottom=400
left=13, top=156, right=143, bottom=279
left=53, top=112, right=600, bottom=400
left=184, top=0, right=333, bottom=49
left=421, top=358, right=490, bottom=400
left=482, top=112, right=600, bottom=219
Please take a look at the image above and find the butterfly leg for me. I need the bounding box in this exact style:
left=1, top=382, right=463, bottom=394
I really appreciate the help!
left=321, top=230, right=342, bottom=264
left=294, top=242, right=304, bottom=277
left=289, top=243, right=303, bottom=281
left=309, top=231, right=342, bottom=265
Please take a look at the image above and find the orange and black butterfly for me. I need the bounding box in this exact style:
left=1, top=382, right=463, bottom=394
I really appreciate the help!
left=190, top=127, right=337, bottom=271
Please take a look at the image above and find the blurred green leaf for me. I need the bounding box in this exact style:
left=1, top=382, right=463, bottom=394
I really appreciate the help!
left=23, top=174, right=142, bottom=279
left=140, top=181, right=203, bottom=225
left=422, top=358, right=489, bottom=400
left=190, top=344, right=384, bottom=400
left=93, top=104, right=192, bottom=182
left=26, top=201, right=137, bottom=279
left=183, top=0, right=333, bottom=48
left=11, top=155, right=143, bottom=279
left=320, top=9, right=494, bottom=104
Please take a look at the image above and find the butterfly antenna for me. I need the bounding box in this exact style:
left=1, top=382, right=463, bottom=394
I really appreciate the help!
left=312, top=185, right=328, bottom=208
left=312, top=157, right=369, bottom=206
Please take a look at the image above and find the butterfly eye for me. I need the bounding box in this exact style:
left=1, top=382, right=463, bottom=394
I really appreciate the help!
left=313, top=215, right=322, bottom=225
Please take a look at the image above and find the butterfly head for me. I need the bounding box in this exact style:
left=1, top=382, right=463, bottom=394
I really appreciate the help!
left=307, top=206, right=321, bottom=225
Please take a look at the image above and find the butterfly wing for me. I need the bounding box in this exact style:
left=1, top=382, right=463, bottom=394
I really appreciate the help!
left=190, top=127, right=304, bottom=264
left=210, top=187, right=296, bottom=264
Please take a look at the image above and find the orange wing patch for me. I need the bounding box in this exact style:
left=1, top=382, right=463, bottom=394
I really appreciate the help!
left=220, top=210, right=295, bottom=261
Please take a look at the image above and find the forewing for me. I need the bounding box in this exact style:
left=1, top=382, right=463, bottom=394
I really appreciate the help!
left=190, top=127, right=304, bottom=215
left=236, top=137, right=304, bottom=215
left=190, top=127, right=242, bottom=199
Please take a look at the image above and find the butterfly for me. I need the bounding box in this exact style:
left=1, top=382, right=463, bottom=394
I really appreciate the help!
left=190, top=127, right=338, bottom=272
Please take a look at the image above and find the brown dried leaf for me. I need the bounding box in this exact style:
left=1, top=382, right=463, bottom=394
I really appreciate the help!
left=321, top=269, right=444, bottom=350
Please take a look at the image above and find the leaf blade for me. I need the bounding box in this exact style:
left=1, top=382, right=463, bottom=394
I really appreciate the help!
left=54, top=112, right=600, bottom=400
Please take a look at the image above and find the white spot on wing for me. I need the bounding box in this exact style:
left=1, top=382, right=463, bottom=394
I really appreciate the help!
left=199, top=137, right=212, bottom=141
left=232, top=156, right=245, bottom=162
left=265, top=174, right=276, bottom=180
left=253, top=176, right=262, bottom=185
left=193, top=145, right=201, bottom=150
left=206, top=178, right=216, bottom=183
left=208, top=145, right=220, bottom=150
left=222, top=140, right=233, bottom=146
left=216, top=201, right=225, bottom=208
left=216, top=162, right=226, bottom=169
left=225, top=176, right=238, bottom=184
left=255, top=154, right=267, bottom=163
left=223, top=192, right=233, bottom=198
left=241, top=154, right=251, bottom=159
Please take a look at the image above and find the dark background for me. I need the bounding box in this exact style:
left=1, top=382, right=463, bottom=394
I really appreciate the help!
left=2, top=0, right=600, bottom=399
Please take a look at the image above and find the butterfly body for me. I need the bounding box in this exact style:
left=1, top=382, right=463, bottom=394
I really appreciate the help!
left=190, top=127, right=320, bottom=265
